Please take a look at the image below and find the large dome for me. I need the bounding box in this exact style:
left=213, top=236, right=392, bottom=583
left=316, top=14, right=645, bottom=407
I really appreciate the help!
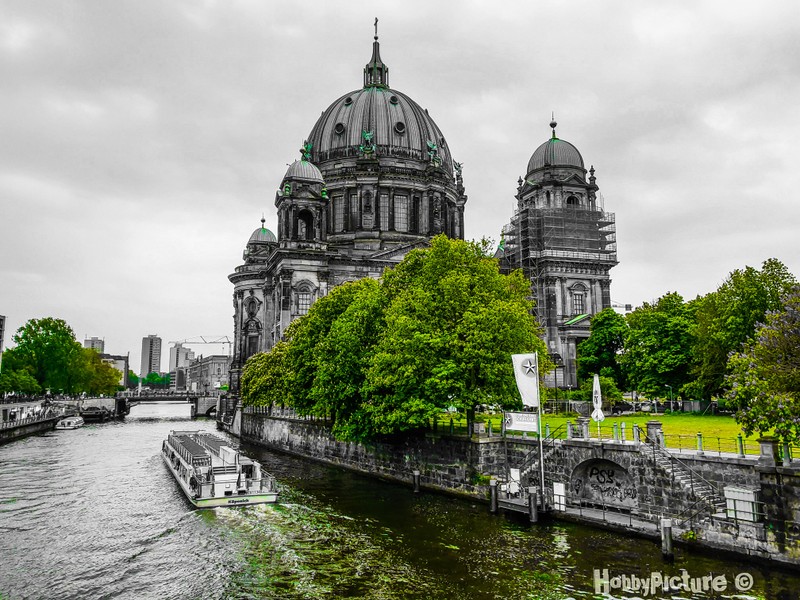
left=307, top=36, right=453, bottom=173
left=526, top=137, right=585, bottom=174
left=308, top=87, right=452, bottom=172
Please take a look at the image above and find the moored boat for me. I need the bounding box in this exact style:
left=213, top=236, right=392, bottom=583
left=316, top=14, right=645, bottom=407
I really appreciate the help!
left=55, top=416, right=85, bottom=430
left=161, top=430, right=278, bottom=508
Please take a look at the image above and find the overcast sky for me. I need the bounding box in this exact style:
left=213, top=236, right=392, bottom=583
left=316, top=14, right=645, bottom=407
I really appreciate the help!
left=2, top=1, right=799, bottom=374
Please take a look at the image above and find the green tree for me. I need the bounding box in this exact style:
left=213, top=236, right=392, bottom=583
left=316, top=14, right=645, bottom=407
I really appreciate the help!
left=689, top=259, right=796, bottom=400
left=620, top=292, right=696, bottom=400
left=241, top=341, right=292, bottom=408
left=82, top=349, right=122, bottom=395
left=127, top=371, right=139, bottom=388
left=2, top=317, right=85, bottom=393
left=0, top=368, right=42, bottom=394
left=284, top=279, right=373, bottom=416
left=143, top=372, right=170, bottom=388
left=360, top=236, right=550, bottom=439
left=311, top=279, right=386, bottom=439
left=577, top=308, right=629, bottom=389
left=727, top=287, right=800, bottom=441
left=247, top=236, right=551, bottom=442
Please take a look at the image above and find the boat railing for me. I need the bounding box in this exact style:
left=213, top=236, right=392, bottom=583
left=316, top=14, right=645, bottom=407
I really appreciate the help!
left=259, top=475, right=277, bottom=493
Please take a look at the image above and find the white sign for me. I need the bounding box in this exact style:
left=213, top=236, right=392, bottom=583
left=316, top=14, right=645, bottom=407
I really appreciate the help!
left=553, top=482, right=566, bottom=510
left=511, top=353, right=540, bottom=408
left=504, top=411, right=540, bottom=433
left=591, top=373, right=605, bottom=422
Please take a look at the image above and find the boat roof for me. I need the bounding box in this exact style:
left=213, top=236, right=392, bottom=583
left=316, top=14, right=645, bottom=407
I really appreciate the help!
left=173, top=434, right=210, bottom=460
left=195, top=433, right=227, bottom=453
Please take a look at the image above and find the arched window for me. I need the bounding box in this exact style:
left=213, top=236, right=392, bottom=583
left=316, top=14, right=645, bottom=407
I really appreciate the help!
left=546, top=191, right=551, bottom=205
left=572, top=292, right=585, bottom=315
left=244, top=319, right=262, bottom=359
left=295, top=282, right=315, bottom=316
left=569, top=283, right=588, bottom=316
left=296, top=209, right=313, bottom=241
left=566, top=195, right=578, bottom=206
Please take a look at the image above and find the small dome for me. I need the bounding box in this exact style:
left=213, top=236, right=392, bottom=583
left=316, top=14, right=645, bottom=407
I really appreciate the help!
left=526, top=138, right=585, bottom=174
left=249, top=225, right=277, bottom=244
left=284, top=160, right=324, bottom=183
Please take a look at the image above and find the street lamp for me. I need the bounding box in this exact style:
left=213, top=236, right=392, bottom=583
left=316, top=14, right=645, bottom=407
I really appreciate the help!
left=665, top=385, right=673, bottom=412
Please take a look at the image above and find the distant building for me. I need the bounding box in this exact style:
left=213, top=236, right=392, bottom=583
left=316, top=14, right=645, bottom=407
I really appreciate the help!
left=100, top=353, right=129, bottom=388
left=84, top=336, right=105, bottom=352
left=169, top=343, right=196, bottom=392
left=186, top=355, right=229, bottom=395
left=140, top=334, right=162, bottom=377
left=169, top=343, right=196, bottom=370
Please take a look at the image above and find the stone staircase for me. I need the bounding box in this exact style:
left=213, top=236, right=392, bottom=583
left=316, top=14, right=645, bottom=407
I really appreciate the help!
left=648, top=442, right=727, bottom=516
left=520, top=445, right=558, bottom=485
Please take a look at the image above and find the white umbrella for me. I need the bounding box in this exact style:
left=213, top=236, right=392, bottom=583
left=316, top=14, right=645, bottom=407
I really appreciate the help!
left=591, top=374, right=604, bottom=437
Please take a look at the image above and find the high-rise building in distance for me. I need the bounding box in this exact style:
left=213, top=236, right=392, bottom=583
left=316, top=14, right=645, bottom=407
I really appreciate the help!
left=140, top=334, right=162, bottom=377
left=84, top=336, right=105, bottom=352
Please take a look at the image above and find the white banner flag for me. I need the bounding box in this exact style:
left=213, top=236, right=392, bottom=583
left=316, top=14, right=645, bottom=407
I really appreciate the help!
left=591, top=373, right=605, bottom=422
left=504, top=411, right=540, bottom=433
left=511, top=353, right=540, bottom=408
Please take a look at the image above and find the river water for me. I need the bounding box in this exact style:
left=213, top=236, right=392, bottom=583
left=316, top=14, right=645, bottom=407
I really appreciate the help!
left=1, top=402, right=798, bottom=600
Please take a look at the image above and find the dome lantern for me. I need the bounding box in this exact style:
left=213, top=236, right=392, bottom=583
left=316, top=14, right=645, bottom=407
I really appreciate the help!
left=364, top=18, right=388, bottom=88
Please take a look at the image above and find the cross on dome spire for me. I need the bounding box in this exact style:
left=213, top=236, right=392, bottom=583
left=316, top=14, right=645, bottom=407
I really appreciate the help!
left=550, top=112, right=558, bottom=139
left=364, top=18, right=389, bottom=88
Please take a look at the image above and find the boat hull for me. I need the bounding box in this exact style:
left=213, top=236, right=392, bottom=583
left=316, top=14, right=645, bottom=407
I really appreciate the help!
left=161, top=443, right=277, bottom=508
left=55, top=417, right=84, bottom=430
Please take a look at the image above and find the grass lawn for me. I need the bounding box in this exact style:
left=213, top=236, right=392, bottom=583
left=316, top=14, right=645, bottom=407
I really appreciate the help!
left=437, top=411, right=765, bottom=455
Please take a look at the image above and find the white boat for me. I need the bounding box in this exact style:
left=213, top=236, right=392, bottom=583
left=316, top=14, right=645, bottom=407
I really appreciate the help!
left=161, top=430, right=278, bottom=508
left=55, top=416, right=85, bottom=430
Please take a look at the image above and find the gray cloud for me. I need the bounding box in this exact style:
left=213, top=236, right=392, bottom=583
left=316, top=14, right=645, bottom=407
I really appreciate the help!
left=1, top=0, right=798, bottom=371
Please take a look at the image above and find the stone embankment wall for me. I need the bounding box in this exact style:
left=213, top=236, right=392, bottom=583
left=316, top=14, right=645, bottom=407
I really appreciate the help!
left=239, top=412, right=800, bottom=566
left=0, top=417, right=59, bottom=446
left=241, top=412, right=488, bottom=498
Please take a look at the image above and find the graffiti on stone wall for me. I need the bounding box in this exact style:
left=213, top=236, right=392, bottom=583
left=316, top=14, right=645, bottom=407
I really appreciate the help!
left=571, top=459, right=637, bottom=509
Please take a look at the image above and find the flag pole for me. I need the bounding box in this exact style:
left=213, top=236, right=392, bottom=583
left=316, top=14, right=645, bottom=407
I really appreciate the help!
left=538, top=401, right=545, bottom=507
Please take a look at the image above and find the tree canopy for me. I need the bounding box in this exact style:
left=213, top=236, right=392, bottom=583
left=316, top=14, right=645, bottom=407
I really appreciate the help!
left=241, top=235, right=550, bottom=441
left=571, top=259, right=797, bottom=405
left=728, top=286, right=800, bottom=442
left=577, top=308, right=628, bottom=390
left=619, top=292, right=696, bottom=400
left=689, top=259, right=797, bottom=400
left=0, top=317, right=121, bottom=396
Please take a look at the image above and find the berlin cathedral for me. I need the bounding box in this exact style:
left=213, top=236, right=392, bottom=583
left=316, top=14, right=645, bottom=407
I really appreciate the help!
left=228, top=32, right=617, bottom=392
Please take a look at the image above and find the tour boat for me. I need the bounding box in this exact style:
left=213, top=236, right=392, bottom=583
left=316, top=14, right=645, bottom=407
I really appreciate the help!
left=161, top=430, right=278, bottom=508
left=55, top=416, right=85, bottom=430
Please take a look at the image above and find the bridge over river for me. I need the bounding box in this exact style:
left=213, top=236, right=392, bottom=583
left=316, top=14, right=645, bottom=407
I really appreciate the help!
left=117, top=393, right=218, bottom=417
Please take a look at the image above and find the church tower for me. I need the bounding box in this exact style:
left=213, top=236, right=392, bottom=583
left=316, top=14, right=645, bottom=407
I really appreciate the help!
left=500, top=118, right=618, bottom=387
